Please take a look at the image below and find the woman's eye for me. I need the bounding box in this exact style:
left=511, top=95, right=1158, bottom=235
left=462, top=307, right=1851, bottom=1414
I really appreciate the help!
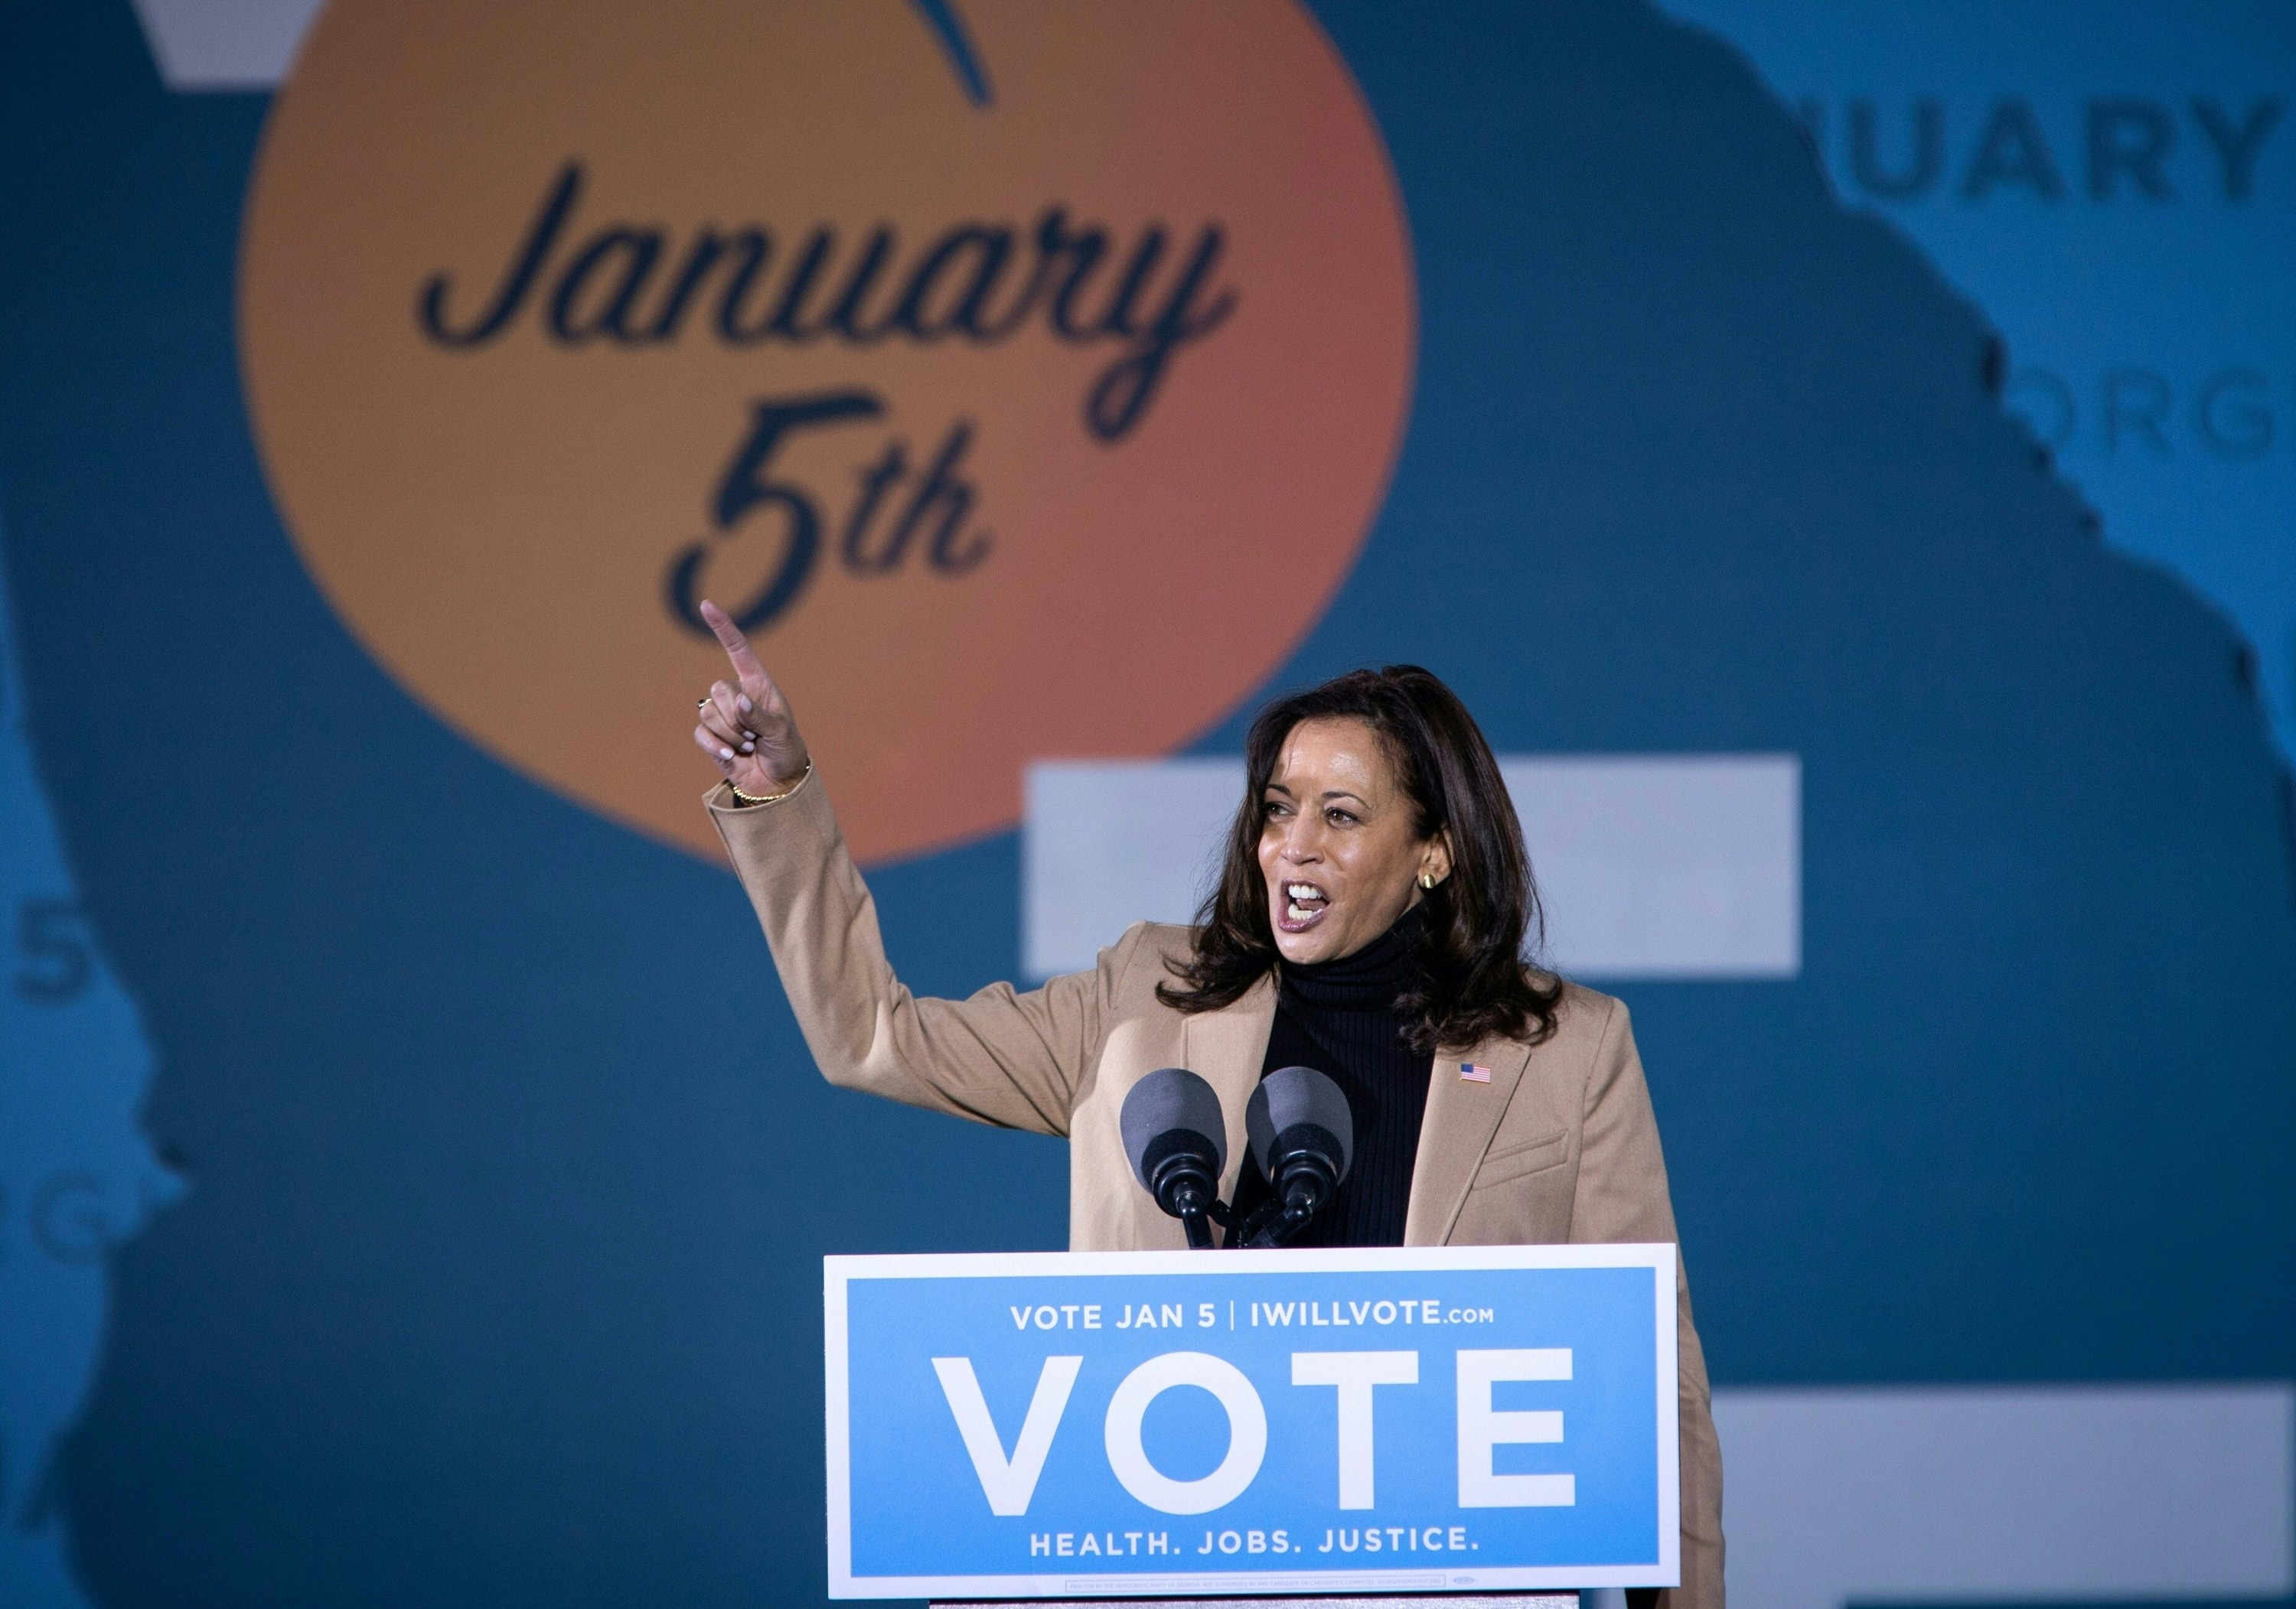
left=1327, top=809, right=1357, bottom=826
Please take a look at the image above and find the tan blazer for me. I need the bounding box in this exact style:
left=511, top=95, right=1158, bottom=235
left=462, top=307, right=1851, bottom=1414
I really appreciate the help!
left=709, top=773, right=1723, bottom=1607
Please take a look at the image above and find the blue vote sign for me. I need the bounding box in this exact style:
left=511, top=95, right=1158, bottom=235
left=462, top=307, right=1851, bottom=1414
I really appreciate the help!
left=823, top=1245, right=1679, bottom=1598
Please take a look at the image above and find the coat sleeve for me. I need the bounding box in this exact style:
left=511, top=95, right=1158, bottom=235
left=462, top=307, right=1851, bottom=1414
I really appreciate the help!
left=705, top=773, right=1131, bottom=1137
left=1570, top=997, right=1725, bottom=1609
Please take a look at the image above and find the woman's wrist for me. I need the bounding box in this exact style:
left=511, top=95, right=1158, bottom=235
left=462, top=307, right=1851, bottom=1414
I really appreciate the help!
left=729, top=762, right=812, bottom=808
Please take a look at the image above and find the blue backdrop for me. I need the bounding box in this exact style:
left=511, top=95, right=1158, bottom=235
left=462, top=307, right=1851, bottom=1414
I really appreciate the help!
left=2, top=3, right=2290, bottom=1606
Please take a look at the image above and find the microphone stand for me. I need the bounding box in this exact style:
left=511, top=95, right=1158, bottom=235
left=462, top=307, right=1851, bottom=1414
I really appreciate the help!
left=1176, top=1192, right=1234, bottom=1249
left=1234, top=1191, right=1318, bottom=1249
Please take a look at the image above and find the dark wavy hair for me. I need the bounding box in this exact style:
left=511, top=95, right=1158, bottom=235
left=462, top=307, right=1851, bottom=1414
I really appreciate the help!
left=1156, top=666, right=1563, bottom=1052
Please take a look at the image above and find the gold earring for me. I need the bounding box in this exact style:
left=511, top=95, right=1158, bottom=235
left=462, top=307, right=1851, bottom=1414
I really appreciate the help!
left=1418, top=872, right=1436, bottom=891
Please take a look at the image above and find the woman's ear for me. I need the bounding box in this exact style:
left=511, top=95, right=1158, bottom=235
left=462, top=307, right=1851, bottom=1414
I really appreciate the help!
left=1422, top=829, right=1454, bottom=888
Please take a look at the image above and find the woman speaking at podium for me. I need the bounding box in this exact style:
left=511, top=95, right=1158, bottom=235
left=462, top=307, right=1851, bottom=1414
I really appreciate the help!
left=690, top=599, right=1724, bottom=1607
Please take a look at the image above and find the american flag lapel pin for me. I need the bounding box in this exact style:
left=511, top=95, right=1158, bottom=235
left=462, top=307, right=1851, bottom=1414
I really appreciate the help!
left=1460, top=1061, right=1491, bottom=1083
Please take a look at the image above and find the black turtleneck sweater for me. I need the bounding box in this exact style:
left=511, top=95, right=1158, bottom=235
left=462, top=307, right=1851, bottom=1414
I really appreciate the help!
left=1228, top=903, right=1430, bottom=1247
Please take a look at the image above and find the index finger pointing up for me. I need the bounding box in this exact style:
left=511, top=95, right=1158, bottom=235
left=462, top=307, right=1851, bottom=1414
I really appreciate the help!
left=699, top=598, right=768, bottom=683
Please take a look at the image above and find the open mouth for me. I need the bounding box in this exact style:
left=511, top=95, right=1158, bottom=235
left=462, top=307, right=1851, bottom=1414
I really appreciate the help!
left=1278, top=880, right=1330, bottom=933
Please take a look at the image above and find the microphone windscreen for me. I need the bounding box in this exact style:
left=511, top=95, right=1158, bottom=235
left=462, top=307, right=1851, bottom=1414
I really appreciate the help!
left=1120, top=1067, right=1227, bottom=1187
left=1247, top=1066, right=1355, bottom=1181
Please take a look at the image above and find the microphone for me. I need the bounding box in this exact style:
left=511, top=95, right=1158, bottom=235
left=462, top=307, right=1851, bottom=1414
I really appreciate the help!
left=1241, top=1066, right=1354, bottom=1247
left=1120, top=1067, right=1228, bottom=1249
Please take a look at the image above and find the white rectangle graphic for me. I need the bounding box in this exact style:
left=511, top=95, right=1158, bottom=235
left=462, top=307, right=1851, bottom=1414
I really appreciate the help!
left=1022, top=755, right=1799, bottom=981
left=1713, top=1382, right=2296, bottom=1609
left=130, top=0, right=326, bottom=89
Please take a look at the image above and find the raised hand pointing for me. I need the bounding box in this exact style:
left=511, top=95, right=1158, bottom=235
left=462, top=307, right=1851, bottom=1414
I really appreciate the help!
left=691, top=598, right=810, bottom=797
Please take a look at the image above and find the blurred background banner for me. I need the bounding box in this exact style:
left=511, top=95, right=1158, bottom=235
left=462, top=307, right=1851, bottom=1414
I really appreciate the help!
left=1661, top=0, right=2296, bottom=764
left=0, top=3, right=2289, bottom=1607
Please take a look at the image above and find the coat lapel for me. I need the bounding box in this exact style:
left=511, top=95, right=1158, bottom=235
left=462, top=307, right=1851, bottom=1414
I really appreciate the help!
left=1403, top=1033, right=1533, bottom=1246
left=1182, top=972, right=1277, bottom=1203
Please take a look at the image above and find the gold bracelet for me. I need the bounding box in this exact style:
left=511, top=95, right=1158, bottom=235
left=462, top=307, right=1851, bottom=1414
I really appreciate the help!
left=729, top=763, right=811, bottom=808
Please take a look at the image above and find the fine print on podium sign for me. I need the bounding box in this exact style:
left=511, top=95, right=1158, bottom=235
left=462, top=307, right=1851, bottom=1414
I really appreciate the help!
left=823, top=1245, right=1679, bottom=1598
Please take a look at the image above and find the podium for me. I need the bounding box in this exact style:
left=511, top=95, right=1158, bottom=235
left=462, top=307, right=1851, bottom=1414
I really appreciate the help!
left=826, top=1245, right=1679, bottom=1601
left=932, top=1588, right=1580, bottom=1598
